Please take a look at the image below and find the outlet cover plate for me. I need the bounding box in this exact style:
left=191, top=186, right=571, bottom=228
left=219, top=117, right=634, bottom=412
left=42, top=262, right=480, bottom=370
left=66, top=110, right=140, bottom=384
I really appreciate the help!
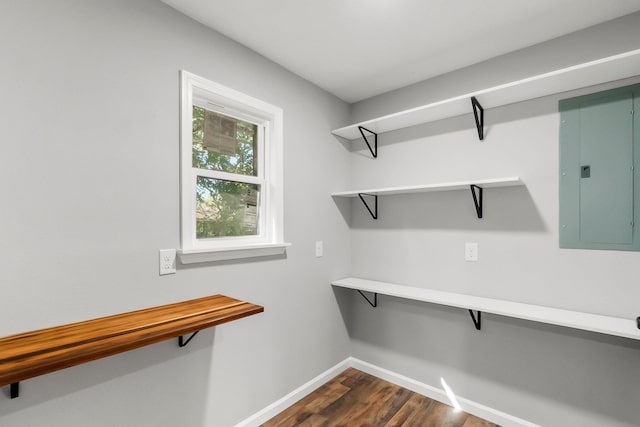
left=465, top=243, right=478, bottom=262
left=159, top=249, right=177, bottom=275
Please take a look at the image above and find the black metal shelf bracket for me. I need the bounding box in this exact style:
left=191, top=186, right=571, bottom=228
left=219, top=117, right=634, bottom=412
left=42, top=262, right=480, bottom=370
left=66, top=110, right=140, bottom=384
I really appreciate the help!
left=357, top=290, right=378, bottom=308
left=358, top=193, right=378, bottom=220
left=468, top=310, right=482, bottom=330
left=10, top=382, right=19, bottom=399
left=358, top=126, right=378, bottom=158
left=470, top=96, right=484, bottom=141
left=178, top=331, right=199, bottom=348
left=470, top=185, right=483, bottom=219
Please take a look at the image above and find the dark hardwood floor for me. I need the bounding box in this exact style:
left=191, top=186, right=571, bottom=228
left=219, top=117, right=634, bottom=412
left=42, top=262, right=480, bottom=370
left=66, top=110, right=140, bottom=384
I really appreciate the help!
left=262, top=368, right=498, bottom=427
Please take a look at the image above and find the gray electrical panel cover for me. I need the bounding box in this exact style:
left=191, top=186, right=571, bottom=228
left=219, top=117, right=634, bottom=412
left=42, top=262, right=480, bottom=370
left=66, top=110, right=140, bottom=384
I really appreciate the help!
left=559, top=83, right=640, bottom=251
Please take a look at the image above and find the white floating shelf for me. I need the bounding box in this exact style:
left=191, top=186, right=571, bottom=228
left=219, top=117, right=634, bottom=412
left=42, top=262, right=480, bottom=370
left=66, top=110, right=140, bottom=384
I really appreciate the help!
left=331, top=177, right=522, bottom=198
left=332, top=49, right=640, bottom=141
left=332, top=277, right=640, bottom=341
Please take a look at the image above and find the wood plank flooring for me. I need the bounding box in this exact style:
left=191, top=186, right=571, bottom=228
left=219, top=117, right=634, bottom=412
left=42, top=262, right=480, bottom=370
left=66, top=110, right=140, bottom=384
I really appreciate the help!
left=262, top=368, right=498, bottom=427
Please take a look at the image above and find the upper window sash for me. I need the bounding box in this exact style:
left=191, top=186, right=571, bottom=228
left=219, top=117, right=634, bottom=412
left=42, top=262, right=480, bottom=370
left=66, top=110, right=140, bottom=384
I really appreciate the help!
left=179, top=70, right=286, bottom=261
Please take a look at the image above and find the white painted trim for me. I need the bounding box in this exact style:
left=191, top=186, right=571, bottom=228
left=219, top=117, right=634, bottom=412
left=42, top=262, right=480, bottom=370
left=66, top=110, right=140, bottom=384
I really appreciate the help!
left=348, top=358, right=540, bottom=427
left=179, top=70, right=285, bottom=258
left=235, top=357, right=538, bottom=427
left=233, top=359, right=351, bottom=427
left=178, top=242, right=291, bottom=264
left=193, top=168, right=264, bottom=186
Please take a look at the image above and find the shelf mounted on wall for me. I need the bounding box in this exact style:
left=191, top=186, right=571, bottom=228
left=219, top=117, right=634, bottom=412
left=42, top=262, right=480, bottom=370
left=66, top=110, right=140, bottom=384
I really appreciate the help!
left=332, top=49, right=640, bottom=142
left=358, top=126, right=378, bottom=158
left=356, top=290, right=378, bottom=307
left=470, top=184, right=483, bottom=218
left=4, top=331, right=206, bottom=398
left=178, top=331, right=199, bottom=347
left=358, top=193, right=378, bottom=219
left=333, top=277, right=640, bottom=341
left=9, top=382, right=18, bottom=399
left=351, top=282, right=482, bottom=331
left=332, top=177, right=522, bottom=221
left=470, top=96, right=484, bottom=141
left=468, top=310, right=482, bottom=330
left=0, top=295, right=264, bottom=399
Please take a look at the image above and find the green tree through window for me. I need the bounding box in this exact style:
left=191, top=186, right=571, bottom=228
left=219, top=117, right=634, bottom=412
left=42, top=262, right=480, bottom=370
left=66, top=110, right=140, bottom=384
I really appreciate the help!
left=192, top=106, right=260, bottom=238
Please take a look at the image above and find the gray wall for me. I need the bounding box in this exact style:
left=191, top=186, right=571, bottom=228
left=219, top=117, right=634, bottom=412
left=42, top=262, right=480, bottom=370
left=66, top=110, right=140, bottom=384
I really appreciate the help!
left=2, top=2, right=640, bottom=426
left=343, top=12, right=640, bottom=427
left=0, top=1, right=351, bottom=426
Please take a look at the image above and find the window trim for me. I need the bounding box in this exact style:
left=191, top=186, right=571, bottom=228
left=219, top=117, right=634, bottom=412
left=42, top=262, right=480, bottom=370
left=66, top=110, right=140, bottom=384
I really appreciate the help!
left=178, top=71, right=288, bottom=263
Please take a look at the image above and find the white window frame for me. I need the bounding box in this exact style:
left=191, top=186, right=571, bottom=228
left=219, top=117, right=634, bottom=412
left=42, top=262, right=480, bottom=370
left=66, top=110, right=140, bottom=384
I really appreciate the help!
left=178, top=71, right=288, bottom=263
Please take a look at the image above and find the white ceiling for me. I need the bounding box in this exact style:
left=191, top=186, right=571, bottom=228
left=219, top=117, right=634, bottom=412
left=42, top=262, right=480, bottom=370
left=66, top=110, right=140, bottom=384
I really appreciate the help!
left=162, top=0, right=640, bottom=103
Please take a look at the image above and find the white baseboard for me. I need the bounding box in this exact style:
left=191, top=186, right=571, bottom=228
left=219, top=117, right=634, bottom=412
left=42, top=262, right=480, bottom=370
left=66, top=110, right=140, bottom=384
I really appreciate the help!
left=233, top=358, right=351, bottom=427
left=235, top=357, right=538, bottom=427
left=348, top=357, right=539, bottom=427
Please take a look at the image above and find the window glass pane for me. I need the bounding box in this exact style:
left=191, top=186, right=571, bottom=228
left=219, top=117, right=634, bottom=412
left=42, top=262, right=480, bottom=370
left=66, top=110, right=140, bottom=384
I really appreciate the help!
left=196, top=176, right=259, bottom=239
left=192, top=106, right=258, bottom=176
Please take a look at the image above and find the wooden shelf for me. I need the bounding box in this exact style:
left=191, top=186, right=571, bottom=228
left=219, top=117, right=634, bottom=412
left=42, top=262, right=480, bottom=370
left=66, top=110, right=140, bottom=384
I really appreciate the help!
left=332, top=49, right=640, bottom=141
left=332, top=277, right=640, bottom=341
left=330, top=177, right=522, bottom=198
left=0, top=295, right=263, bottom=392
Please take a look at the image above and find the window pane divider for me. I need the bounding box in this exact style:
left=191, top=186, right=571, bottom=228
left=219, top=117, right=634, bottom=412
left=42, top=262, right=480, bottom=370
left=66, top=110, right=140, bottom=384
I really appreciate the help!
left=193, top=168, right=264, bottom=186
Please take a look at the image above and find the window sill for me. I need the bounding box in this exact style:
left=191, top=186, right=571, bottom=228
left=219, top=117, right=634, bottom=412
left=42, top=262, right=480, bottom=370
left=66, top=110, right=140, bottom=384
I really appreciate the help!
left=178, top=242, right=291, bottom=264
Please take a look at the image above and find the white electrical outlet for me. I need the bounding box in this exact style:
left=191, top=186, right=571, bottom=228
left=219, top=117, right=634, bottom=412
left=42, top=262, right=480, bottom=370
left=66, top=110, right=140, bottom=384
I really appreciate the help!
left=315, top=241, right=323, bottom=257
left=159, top=249, right=177, bottom=275
left=465, top=243, right=478, bottom=262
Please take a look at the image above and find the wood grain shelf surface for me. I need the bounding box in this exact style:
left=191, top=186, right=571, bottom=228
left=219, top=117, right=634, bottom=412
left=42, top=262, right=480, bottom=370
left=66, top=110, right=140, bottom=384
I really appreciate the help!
left=0, top=294, right=263, bottom=387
